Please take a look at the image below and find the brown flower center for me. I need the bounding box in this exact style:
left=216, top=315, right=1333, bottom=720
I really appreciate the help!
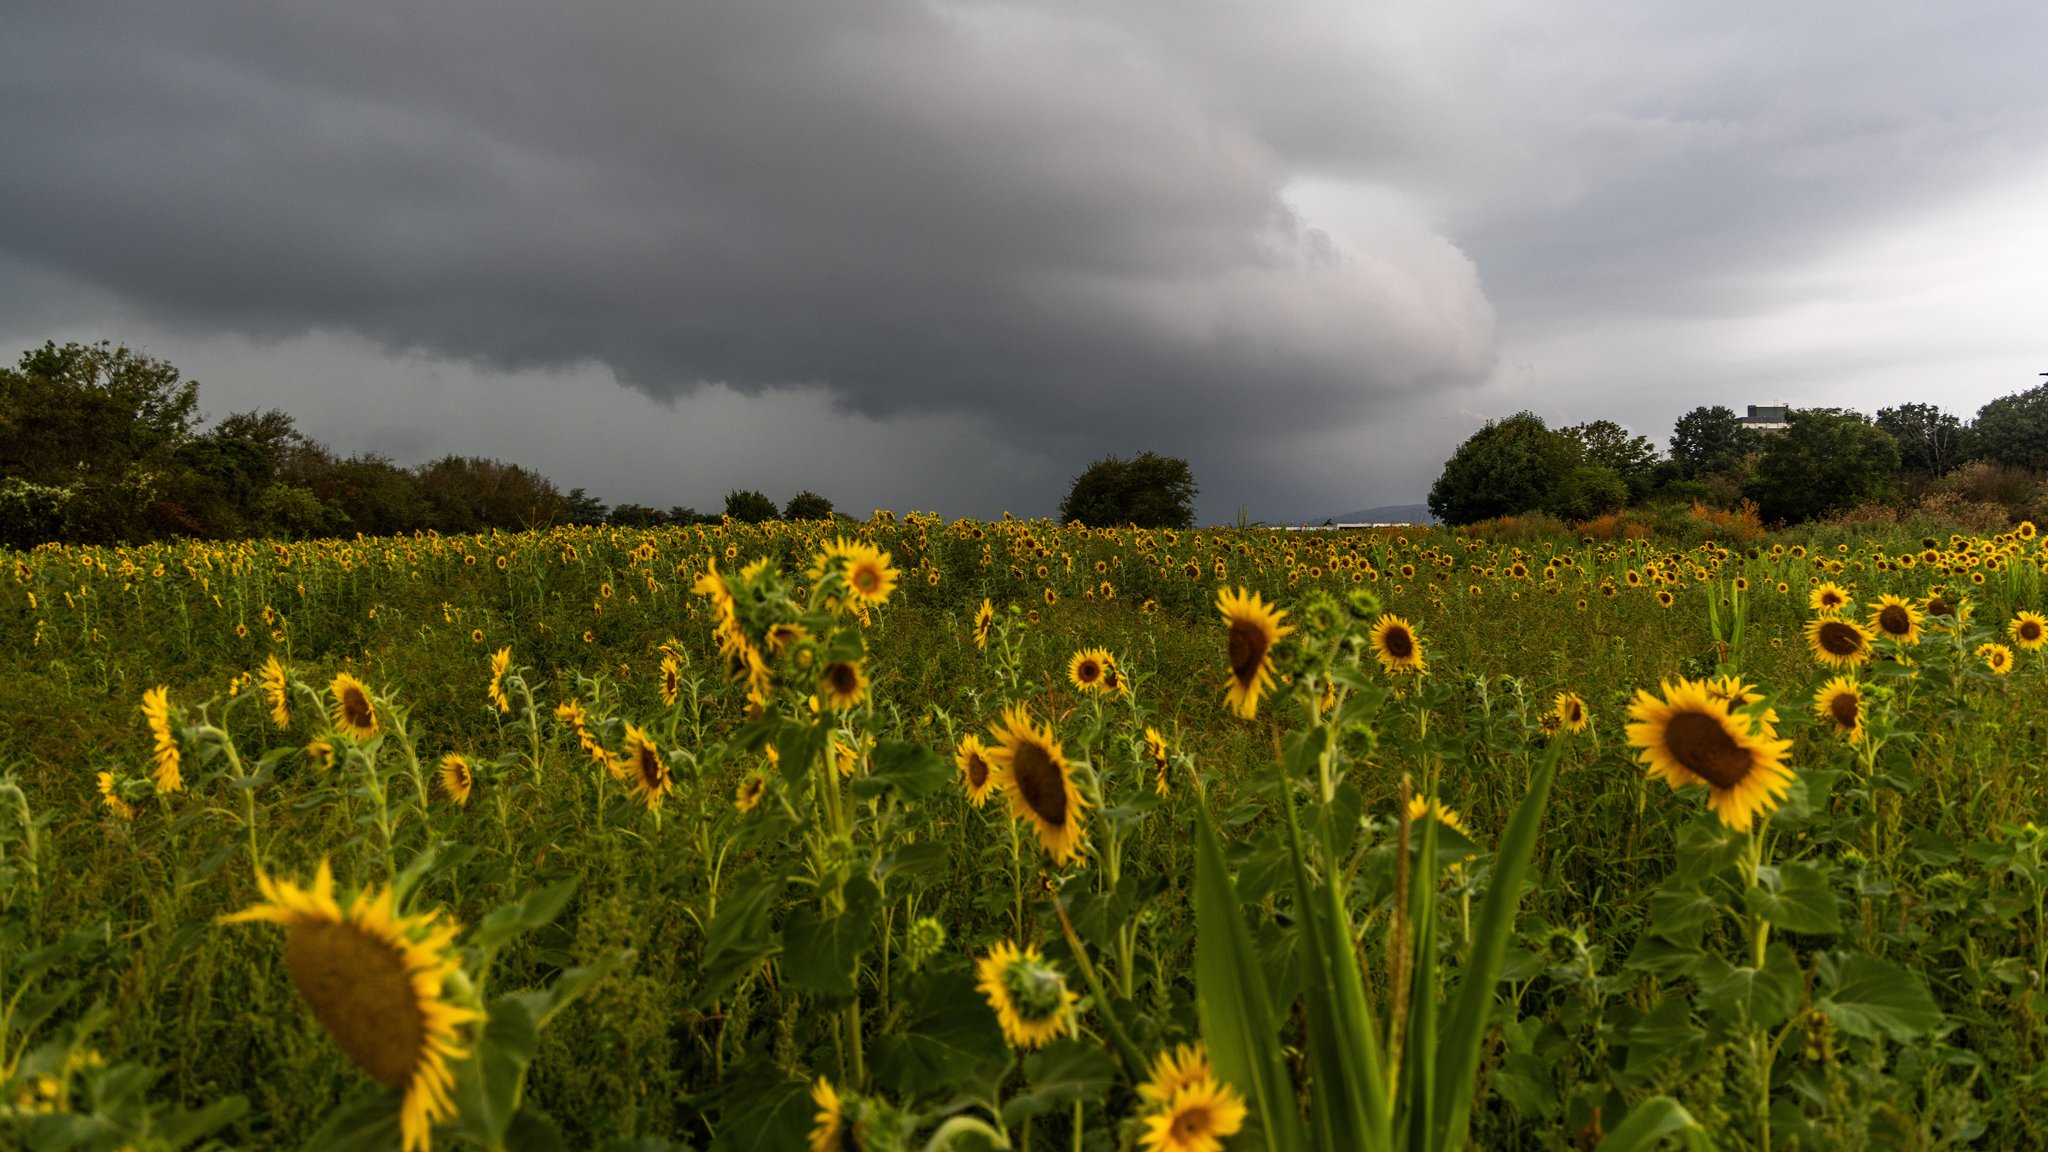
left=1009, top=739, right=1068, bottom=828
left=965, top=752, right=989, bottom=789
left=1381, top=626, right=1414, bottom=661
left=2022, top=621, right=2042, bottom=643
left=1816, top=621, right=1865, bottom=656
left=1228, top=621, right=1268, bottom=683
left=1662, top=711, right=1756, bottom=789
left=826, top=662, right=859, bottom=696
left=285, top=921, right=424, bottom=1090
left=1828, top=692, right=1859, bottom=730
left=1877, top=604, right=1911, bottom=635
left=341, top=687, right=374, bottom=730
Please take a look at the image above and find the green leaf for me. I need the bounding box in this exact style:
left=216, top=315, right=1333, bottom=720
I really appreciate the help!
left=1623, top=996, right=1705, bottom=1078
left=1695, top=943, right=1802, bottom=1031
left=1816, top=953, right=1943, bottom=1041
left=154, top=1095, right=250, bottom=1148
left=299, top=1084, right=403, bottom=1152
left=693, top=868, right=786, bottom=1007
left=1192, top=791, right=1308, bottom=1152
left=1645, top=887, right=1718, bottom=948
left=780, top=876, right=879, bottom=998
left=1594, top=1095, right=1716, bottom=1152
left=850, top=740, right=950, bottom=800
left=709, top=1061, right=815, bottom=1152
left=1742, top=863, right=1841, bottom=935
left=1000, top=1038, right=1117, bottom=1125
left=471, top=879, right=580, bottom=951
left=869, top=968, right=1009, bottom=1101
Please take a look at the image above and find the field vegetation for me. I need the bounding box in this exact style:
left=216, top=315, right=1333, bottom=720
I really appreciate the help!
left=3, top=512, right=2047, bottom=1150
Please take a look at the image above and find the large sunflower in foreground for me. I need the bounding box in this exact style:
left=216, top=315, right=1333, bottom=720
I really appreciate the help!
left=955, top=733, right=997, bottom=807
left=1804, top=616, right=1874, bottom=669
left=986, top=704, right=1087, bottom=865
left=1217, top=587, right=1292, bottom=718
left=221, top=861, right=479, bottom=1152
left=975, top=940, right=1078, bottom=1050
left=1369, top=614, right=1426, bottom=676
left=808, top=1077, right=853, bottom=1152
left=1811, top=677, right=1864, bottom=744
left=141, top=685, right=183, bottom=794
left=330, top=673, right=381, bottom=740
left=1625, top=678, right=1795, bottom=832
left=1866, top=594, right=1923, bottom=645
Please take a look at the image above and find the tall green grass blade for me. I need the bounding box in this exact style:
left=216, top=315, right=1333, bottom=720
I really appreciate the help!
left=1594, top=1095, right=1717, bottom=1152
left=1432, top=738, right=1562, bottom=1148
left=1193, top=790, right=1307, bottom=1152
left=1399, top=793, right=1440, bottom=1150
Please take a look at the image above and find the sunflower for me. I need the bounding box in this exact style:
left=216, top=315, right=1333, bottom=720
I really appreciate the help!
left=2009, top=611, right=2047, bottom=651
left=1406, top=794, right=1469, bottom=836
left=1625, top=678, right=1795, bottom=832
left=975, top=940, right=1078, bottom=1049
left=1809, top=582, right=1851, bottom=614
left=973, top=599, right=995, bottom=651
left=1217, top=587, right=1292, bottom=718
left=1804, top=616, right=1874, bottom=668
left=261, top=655, right=291, bottom=727
left=955, top=733, right=997, bottom=807
left=813, top=537, right=898, bottom=609
left=330, top=673, right=380, bottom=740
left=221, top=861, right=479, bottom=1152
left=1866, top=594, right=1923, bottom=645
left=1140, top=1078, right=1249, bottom=1152
left=1368, top=613, right=1426, bottom=676
left=986, top=704, right=1088, bottom=865
left=437, top=754, right=474, bottom=805
left=97, top=771, right=134, bottom=821
left=659, top=655, right=683, bottom=708
left=1144, top=726, right=1171, bottom=795
left=809, top=1077, right=853, bottom=1152
left=1553, top=691, right=1589, bottom=734
left=307, top=738, right=338, bottom=772
left=1979, top=642, right=2014, bottom=675
left=618, top=724, right=672, bottom=809
left=1811, top=677, right=1864, bottom=744
left=141, top=685, right=183, bottom=794
left=487, top=648, right=512, bottom=714
left=819, top=660, right=869, bottom=711
left=1654, top=589, right=1675, bottom=609
left=735, top=771, right=767, bottom=813
left=1139, top=1043, right=1213, bottom=1106
left=1067, top=647, right=1112, bottom=693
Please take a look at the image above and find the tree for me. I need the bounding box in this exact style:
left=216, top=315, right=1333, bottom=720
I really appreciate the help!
left=784, top=491, right=835, bottom=520
left=1669, top=406, right=1761, bottom=481
left=1426, top=413, right=1578, bottom=526
left=1561, top=420, right=1659, bottom=500
left=724, top=488, right=778, bottom=524
left=1057, top=452, right=1198, bottom=528
left=1745, top=408, right=1899, bottom=524
left=1971, top=383, right=2048, bottom=471
left=562, top=488, right=609, bottom=525
left=1546, top=464, right=1631, bottom=521
left=1874, top=403, right=1968, bottom=475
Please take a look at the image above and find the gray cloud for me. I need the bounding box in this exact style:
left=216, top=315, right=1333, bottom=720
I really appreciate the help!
left=2, top=1, right=2043, bottom=521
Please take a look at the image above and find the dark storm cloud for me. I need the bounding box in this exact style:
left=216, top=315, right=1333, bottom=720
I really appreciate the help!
left=0, top=0, right=1494, bottom=454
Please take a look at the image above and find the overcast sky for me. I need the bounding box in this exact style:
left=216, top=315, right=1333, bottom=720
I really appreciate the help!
left=4, top=1, right=2044, bottom=522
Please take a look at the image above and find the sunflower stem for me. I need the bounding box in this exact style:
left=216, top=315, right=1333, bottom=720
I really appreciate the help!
left=1051, top=893, right=1147, bottom=1079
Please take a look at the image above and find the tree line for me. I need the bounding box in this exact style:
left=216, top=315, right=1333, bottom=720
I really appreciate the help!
left=0, top=341, right=839, bottom=548
left=1427, top=385, right=2048, bottom=528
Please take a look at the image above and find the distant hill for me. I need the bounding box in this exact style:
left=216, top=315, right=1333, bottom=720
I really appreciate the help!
left=1315, top=503, right=1436, bottom=526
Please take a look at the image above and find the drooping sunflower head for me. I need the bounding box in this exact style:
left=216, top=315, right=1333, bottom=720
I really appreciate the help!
left=972, top=598, right=995, bottom=650
left=987, top=704, right=1087, bottom=865
left=1811, top=677, right=1864, bottom=743
left=330, top=673, right=380, bottom=741
left=1866, top=594, right=1923, bottom=645
left=437, top=754, right=474, bottom=806
left=306, top=738, right=338, bottom=772
left=2009, top=611, right=2047, bottom=651
left=819, top=660, right=868, bottom=711
left=1552, top=691, right=1589, bottom=734
left=735, top=771, right=767, bottom=814
left=1810, top=582, right=1851, bottom=614
left=487, top=648, right=512, bottom=714
left=1067, top=647, right=1112, bottom=693
left=97, top=771, right=135, bottom=821
left=1369, top=613, right=1425, bottom=676
left=1140, top=1076, right=1249, bottom=1152
left=955, top=733, right=996, bottom=807
left=141, top=685, right=183, bottom=794
left=1217, top=587, right=1292, bottom=718
left=659, top=655, right=683, bottom=708
left=260, top=655, right=292, bottom=728
left=221, top=861, right=480, bottom=1152
left=975, top=940, right=1078, bottom=1050
left=1625, top=678, right=1795, bottom=832
left=1805, top=616, right=1874, bottom=668
left=618, top=724, right=672, bottom=809
left=1978, top=642, right=2014, bottom=675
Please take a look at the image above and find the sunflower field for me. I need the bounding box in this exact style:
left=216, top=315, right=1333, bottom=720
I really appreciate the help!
left=4, top=513, right=2048, bottom=1151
